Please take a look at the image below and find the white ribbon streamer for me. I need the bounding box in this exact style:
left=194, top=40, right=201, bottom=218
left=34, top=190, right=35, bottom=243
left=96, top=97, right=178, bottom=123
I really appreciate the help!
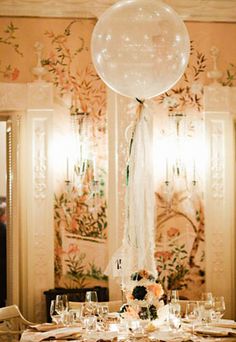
left=121, top=102, right=157, bottom=286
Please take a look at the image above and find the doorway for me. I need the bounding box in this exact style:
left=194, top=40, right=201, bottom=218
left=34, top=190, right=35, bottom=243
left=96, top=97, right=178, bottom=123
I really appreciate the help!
left=0, top=120, right=7, bottom=307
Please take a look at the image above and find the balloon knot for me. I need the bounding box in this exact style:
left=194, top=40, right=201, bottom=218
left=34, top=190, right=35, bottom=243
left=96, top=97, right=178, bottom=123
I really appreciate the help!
left=136, top=98, right=145, bottom=105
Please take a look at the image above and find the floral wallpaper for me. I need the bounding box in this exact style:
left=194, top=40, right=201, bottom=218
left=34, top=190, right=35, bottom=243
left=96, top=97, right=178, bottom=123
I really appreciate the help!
left=153, top=41, right=206, bottom=299
left=0, top=17, right=108, bottom=288
left=0, top=17, right=236, bottom=296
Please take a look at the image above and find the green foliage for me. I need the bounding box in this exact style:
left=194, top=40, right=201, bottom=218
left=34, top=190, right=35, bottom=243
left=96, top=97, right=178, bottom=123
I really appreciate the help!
left=157, top=41, right=206, bottom=112
left=222, top=63, right=236, bottom=87
left=0, top=22, right=23, bottom=56
left=65, top=253, right=87, bottom=288
left=86, top=261, right=108, bottom=281
left=156, top=243, right=189, bottom=292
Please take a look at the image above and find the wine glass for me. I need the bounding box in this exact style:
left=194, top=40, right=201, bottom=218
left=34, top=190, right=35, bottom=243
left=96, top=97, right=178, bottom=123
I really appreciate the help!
left=50, top=300, right=61, bottom=324
left=201, top=292, right=213, bottom=325
left=170, top=290, right=179, bottom=303
left=55, top=294, right=69, bottom=323
left=213, top=296, right=226, bottom=321
left=169, top=302, right=181, bottom=330
left=85, top=291, right=98, bottom=303
left=55, top=294, right=69, bottom=312
left=185, top=301, right=200, bottom=332
left=85, top=291, right=98, bottom=315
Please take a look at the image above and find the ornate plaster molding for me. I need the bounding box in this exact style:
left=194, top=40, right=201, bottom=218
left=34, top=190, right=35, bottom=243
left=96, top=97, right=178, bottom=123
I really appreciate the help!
left=210, top=120, right=224, bottom=199
left=0, top=0, right=236, bottom=22
left=33, top=120, right=47, bottom=200
left=0, top=84, right=27, bottom=111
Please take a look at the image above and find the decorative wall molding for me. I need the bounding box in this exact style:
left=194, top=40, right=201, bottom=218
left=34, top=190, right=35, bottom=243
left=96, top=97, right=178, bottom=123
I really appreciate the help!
left=0, top=81, right=54, bottom=322
left=28, top=83, right=53, bottom=110
left=25, top=108, right=54, bottom=322
left=204, top=84, right=236, bottom=319
left=0, top=0, right=236, bottom=22
left=210, top=120, right=224, bottom=199
left=33, top=120, right=47, bottom=200
left=0, top=84, right=27, bottom=111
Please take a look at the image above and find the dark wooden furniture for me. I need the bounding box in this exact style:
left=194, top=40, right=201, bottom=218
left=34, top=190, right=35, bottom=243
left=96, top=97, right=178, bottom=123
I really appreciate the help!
left=44, top=286, right=109, bottom=322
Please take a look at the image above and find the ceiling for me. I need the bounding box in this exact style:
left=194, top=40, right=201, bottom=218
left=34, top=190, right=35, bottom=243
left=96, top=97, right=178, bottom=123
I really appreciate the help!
left=0, top=0, right=236, bottom=22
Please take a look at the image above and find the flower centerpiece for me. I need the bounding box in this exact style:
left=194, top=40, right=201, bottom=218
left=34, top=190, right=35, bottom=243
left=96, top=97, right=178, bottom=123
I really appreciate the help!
left=122, top=270, right=164, bottom=320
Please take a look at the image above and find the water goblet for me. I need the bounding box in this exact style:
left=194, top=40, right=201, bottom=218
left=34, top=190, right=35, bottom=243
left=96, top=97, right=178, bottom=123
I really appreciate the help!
left=50, top=300, right=61, bottom=325
left=55, top=294, right=69, bottom=324
left=170, top=290, right=179, bottom=303
left=69, top=308, right=83, bottom=325
left=169, top=302, right=181, bottom=331
left=84, top=315, right=97, bottom=332
left=185, top=301, right=200, bottom=332
left=213, top=296, right=226, bottom=321
left=201, top=292, right=213, bottom=325
left=55, top=294, right=69, bottom=312
left=85, top=291, right=98, bottom=303
left=85, top=291, right=98, bottom=315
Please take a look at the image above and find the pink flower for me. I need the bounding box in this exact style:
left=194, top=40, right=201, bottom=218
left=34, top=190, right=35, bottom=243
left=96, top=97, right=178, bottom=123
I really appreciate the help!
left=167, top=227, right=180, bottom=237
left=55, top=246, right=65, bottom=256
left=147, top=283, right=164, bottom=298
left=67, top=243, right=80, bottom=254
left=155, top=251, right=172, bottom=262
left=71, top=218, right=78, bottom=231
left=11, top=67, right=20, bottom=80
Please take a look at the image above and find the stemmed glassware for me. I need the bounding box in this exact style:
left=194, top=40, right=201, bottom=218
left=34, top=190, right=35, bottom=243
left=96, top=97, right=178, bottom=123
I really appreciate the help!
left=96, top=303, right=109, bottom=329
left=201, top=292, right=213, bottom=325
left=168, top=290, right=181, bottom=330
left=213, top=296, right=226, bottom=321
left=84, top=291, right=98, bottom=316
left=50, top=299, right=61, bottom=324
left=55, top=294, right=69, bottom=323
left=185, top=301, right=200, bottom=332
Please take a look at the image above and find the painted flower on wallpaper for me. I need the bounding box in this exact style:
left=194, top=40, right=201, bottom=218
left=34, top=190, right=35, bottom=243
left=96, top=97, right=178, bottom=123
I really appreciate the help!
left=167, top=227, right=180, bottom=238
left=43, top=20, right=108, bottom=288
left=0, top=22, right=23, bottom=81
left=221, top=63, right=236, bottom=87
left=157, top=41, right=206, bottom=113
left=155, top=244, right=189, bottom=292
left=42, top=19, right=106, bottom=127
left=155, top=189, right=205, bottom=296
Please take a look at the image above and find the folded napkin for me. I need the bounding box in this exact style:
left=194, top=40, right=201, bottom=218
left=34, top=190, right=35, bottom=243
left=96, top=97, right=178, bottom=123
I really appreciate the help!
left=21, top=326, right=82, bottom=342
left=194, top=326, right=236, bottom=337
left=210, top=320, right=236, bottom=329
left=83, top=331, right=118, bottom=340
left=29, top=323, right=64, bottom=332
left=149, top=330, right=192, bottom=342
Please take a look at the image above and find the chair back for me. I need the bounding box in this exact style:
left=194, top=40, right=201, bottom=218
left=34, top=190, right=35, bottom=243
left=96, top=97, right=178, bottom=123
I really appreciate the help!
left=0, top=305, right=34, bottom=342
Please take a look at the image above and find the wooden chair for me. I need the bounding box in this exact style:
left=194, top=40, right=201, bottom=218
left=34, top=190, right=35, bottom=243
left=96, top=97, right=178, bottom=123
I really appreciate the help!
left=69, top=300, right=123, bottom=313
left=0, top=305, right=34, bottom=342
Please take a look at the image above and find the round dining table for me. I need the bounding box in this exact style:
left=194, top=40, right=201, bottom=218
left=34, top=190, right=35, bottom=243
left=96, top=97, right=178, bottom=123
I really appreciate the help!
left=19, top=317, right=236, bottom=342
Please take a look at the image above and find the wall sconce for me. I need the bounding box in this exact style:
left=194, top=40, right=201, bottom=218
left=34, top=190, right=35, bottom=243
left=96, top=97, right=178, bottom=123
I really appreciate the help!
left=162, top=112, right=202, bottom=208
left=64, top=105, right=100, bottom=213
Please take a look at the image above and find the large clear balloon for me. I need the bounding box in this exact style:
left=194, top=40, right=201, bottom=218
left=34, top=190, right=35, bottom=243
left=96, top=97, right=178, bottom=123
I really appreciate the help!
left=91, top=0, right=190, bottom=99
